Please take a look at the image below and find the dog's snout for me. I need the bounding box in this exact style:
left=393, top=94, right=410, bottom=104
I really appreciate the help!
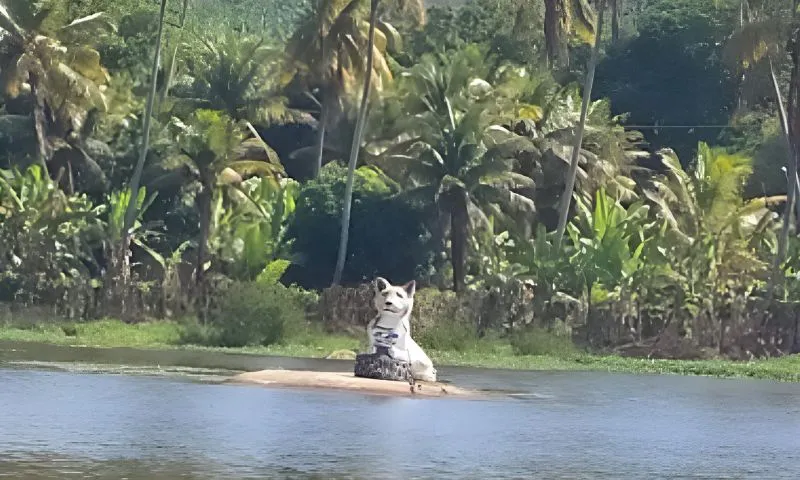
left=384, top=297, right=401, bottom=310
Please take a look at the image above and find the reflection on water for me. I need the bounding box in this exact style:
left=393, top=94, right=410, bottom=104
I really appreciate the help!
left=1, top=341, right=800, bottom=479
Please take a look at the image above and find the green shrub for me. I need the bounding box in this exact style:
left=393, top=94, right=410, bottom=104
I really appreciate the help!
left=411, top=287, right=479, bottom=352
left=510, top=327, right=579, bottom=357
left=415, top=319, right=479, bottom=353
left=412, top=288, right=474, bottom=331
left=202, top=281, right=307, bottom=348
left=179, top=321, right=218, bottom=346
left=287, top=284, right=321, bottom=321
left=256, top=259, right=292, bottom=285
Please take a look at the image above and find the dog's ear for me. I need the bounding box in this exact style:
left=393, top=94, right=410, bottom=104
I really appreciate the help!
left=403, top=280, right=416, bottom=297
left=374, top=277, right=390, bottom=292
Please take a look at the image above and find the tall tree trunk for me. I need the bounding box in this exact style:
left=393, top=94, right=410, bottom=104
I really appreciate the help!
left=194, top=179, right=214, bottom=323
left=313, top=101, right=328, bottom=178
left=313, top=13, right=329, bottom=180
left=66, top=158, right=74, bottom=195
left=792, top=1, right=800, bottom=231
left=544, top=0, right=569, bottom=68
left=157, top=30, right=182, bottom=112
left=104, top=240, right=130, bottom=319
left=195, top=183, right=212, bottom=288
left=610, top=0, right=620, bottom=42
left=112, top=0, right=168, bottom=316
left=793, top=168, right=800, bottom=229
left=29, top=76, right=49, bottom=172
left=450, top=190, right=469, bottom=294
left=736, top=0, right=748, bottom=110
left=331, top=0, right=380, bottom=286
left=763, top=17, right=800, bottom=326
left=554, top=0, right=606, bottom=248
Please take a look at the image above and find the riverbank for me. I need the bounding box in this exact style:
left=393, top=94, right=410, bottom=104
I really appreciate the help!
left=1, top=319, right=798, bottom=382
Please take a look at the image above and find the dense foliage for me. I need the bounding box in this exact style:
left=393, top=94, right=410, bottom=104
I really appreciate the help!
left=284, top=162, right=435, bottom=289
left=1, top=0, right=799, bottom=359
left=199, top=279, right=308, bottom=348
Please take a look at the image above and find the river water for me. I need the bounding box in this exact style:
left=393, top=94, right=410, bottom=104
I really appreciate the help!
left=1, top=341, right=799, bottom=479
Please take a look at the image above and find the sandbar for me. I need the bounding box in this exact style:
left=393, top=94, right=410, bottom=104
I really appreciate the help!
left=226, top=369, right=482, bottom=398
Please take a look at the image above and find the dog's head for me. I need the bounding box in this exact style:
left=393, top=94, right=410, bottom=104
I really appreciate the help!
left=372, top=277, right=416, bottom=316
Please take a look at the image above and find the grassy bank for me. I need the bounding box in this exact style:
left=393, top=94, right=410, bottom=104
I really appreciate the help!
left=1, top=319, right=798, bottom=382
left=0, top=319, right=361, bottom=358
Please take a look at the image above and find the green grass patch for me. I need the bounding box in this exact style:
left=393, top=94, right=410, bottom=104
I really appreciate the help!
left=427, top=348, right=800, bottom=382
left=0, top=318, right=360, bottom=357
left=0, top=319, right=183, bottom=348
left=509, top=327, right=579, bottom=357
left=0, top=319, right=798, bottom=382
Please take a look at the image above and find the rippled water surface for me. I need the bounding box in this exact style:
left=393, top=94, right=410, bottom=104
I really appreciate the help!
left=1, top=341, right=799, bottom=479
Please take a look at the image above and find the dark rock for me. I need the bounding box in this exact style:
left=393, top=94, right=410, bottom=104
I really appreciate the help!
left=353, top=352, right=411, bottom=382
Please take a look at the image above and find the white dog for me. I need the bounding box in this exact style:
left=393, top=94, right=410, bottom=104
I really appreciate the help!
left=366, top=277, right=437, bottom=383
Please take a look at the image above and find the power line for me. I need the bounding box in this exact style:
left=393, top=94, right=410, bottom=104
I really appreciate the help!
left=620, top=124, right=734, bottom=129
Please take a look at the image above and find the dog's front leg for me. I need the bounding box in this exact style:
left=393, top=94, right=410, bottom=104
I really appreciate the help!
left=407, top=336, right=437, bottom=382
left=366, top=316, right=378, bottom=354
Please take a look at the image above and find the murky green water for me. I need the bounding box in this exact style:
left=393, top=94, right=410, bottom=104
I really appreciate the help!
left=1, top=341, right=799, bottom=479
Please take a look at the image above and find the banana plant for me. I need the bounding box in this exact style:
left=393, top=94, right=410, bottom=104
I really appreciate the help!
left=778, top=235, right=800, bottom=303
left=210, top=176, right=299, bottom=281
left=641, top=143, right=783, bottom=346
left=506, top=222, right=582, bottom=317
left=566, top=187, right=654, bottom=307
left=643, top=144, right=782, bottom=289
left=103, top=186, right=162, bottom=267
left=467, top=215, right=527, bottom=290
left=0, top=164, right=104, bottom=304
left=97, top=185, right=168, bottom=315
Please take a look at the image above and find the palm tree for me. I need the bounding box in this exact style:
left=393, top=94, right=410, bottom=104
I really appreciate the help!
left=116, top=0, right=169, bottom=320
left=379, top=0, right=426, bottom=28
left=332, top=0, right=385, bottom=287
left=522, top=79, right=644, bottom=228
left=285, top=0, right=408, bottom=178
left=169, top=109, right=284, bottom=287
left=610, top=0, right=620, bottom=42
left=554, top=0, right=605, bottom=248
left=543, top=0, right=597, bottom=69
left=0, top=1, right=115, bottom=178
left=644, top=143, right=784, bottom=301
left=442, top=46, right=645, bottom=230
left=372, top=52, right=537, bottom=292
left=176, top=32, right=302, bottom=126
left=723, top=0, right=798, bottom=312
left=645, top=143, right=783, bottom=240
left=309, top=0, right=425, bottom=286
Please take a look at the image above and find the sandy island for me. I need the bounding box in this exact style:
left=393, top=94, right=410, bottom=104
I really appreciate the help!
left=226, top=369, right=483, bottom=399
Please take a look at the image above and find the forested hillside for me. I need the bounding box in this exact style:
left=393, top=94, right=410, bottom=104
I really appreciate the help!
left=1, top=0, right=798, bottom=359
